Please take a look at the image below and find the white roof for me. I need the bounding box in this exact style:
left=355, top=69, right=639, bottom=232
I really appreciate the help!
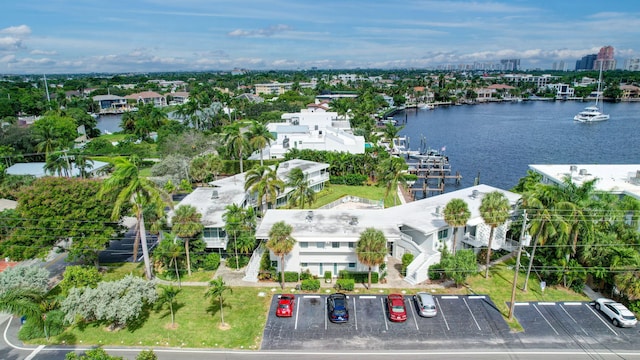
left=529, top=164, right=640, bottom=200
left=0, top=199, right=17, bottom=211
left=255, top=184, right=520, bottom=240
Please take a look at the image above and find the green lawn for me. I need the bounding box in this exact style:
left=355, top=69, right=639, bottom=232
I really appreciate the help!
left=311, top=183, right=400, bottom=208
left=42, top=286, right=271, bottom=349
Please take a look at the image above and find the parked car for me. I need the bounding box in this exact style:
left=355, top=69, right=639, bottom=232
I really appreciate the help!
left=387, top=293, right=407, bottom=322
left=276, top=294, right=295, bottom=317
left=594, top=298, right=637, bottom=328
left=327, top=293, right=349, bottom=323
left=414, top=292, right=437, bottom=318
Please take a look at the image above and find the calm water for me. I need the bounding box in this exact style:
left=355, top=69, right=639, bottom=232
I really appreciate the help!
left=98, top=101, right=640, bottom=191
left=397, top=101, right=640, bottom=192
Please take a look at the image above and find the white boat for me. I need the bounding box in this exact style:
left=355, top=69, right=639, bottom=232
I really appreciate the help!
left=574, top=62, right=609, bottom=123
left=419, top=103, right=435, bottom=110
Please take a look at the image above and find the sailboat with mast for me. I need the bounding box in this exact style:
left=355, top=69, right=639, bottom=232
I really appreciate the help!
left=574, top=61, right=609, bottom=122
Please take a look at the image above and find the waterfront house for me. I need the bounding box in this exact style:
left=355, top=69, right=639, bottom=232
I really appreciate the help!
left=620, top=85, right=640, bottom=100
left=251, top=184, right=520, bottom=285
left=169, top=159, right=330, bottom=250
left=125, top=91, right=167, bottom=107
left=92, top=95, right=129, bottom=114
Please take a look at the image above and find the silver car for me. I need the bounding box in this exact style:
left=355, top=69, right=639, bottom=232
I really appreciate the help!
left=414, top=292, right=437, bottom=317
left=594, top=298, right=637, bottom=328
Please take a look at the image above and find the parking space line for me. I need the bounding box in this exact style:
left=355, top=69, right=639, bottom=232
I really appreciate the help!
left=408, top=297, right=419, bottom=330
left=360, top=295, right=376, bottom=299
left=514, top=302, right=529, bottom=306
left=533, top=304, right=559, bottom=335
left=585, top=303, right=618, bottom=336
left=304, top=295, right=320, bottom=298
left=563, top=302, right=582, bottom=306
left=324, top=296, right=328, bottom=331
left=463, top=297, right=481, bottom=331
left=538, top=302, right=555, bottom=305
left=353, top=297, right=358, bottom=330
left=441, top=295, right=459, bottom=299
left=295, top=296, right=300, bottom=330
left=381, top=297, right=389, bottom=331
left=434, top=297, right=450, bottom=331
left=559, top=303, right=588, bottom=336
left=469, top=295, right=485, bottom=299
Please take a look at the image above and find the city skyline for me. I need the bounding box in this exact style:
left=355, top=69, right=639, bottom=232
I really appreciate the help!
left=1, top=0, right=640, bottom=74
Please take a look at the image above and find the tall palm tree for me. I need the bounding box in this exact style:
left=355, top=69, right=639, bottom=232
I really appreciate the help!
left=72, top=153, right=94, bottom=179
left=247, top=121, right=274, bottom=166
left=377, top=157, right=408, bottom=206
left=443, top=198, right=471, bottom=255
left=99, top=158, right=171, bottom=279
left=244, top=165, right=284, bottom=215
left=356, top=227, right=388, bottom=289
left=479, top=191, right=511, bottom=278
left=34, top=123, right=60, bottom=156
left=205, top=276, right=232, bottom=327
left=267, top=221, right=296, bottom=289
left=44, top=152, right=71, bottom=177
left=223, top=123, right=248, bottom=174
left=171, top=205, right=203, bottom=276
left=286, top=168, right=315, bottom=209
left=381, top=122, right=403, bottom=150
left=223, top=203, right=243, bottom=270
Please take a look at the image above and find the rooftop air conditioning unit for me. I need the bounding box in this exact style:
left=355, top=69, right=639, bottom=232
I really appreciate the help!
left=211, top=190, right=219, bottom=199
left=349, top=217, right=358, bottom=226
left=435, top=206, right=441, bottom=216
left=570, top=165, right=578, bottom=172
left=471, top=190, right=479, bottom=198
left=579, top=169, right=588, bottom=176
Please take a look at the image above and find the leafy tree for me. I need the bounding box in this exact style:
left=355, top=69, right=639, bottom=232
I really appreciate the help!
left=99, top=158, right=171, bottom=279
left=223, top=123, right=249, bottom=173
left=171, top=205, right=203, bottom=276
left=356, top=228, right=387, bottom=289
left=61, top=275, right=158, bottom=329
left=151, top=154, right=191, bottom=183
left=156, top=285, right=181, bottom=327
left=479, top=191, right=511, bottom=278
left=377, top=157, right=408, bottom=206
left=205, top=276, right=232, bottom=326
left=441, top=249, right=477, bottom=286
left=286, top=167, right=315, bottom=209
left=58, top=266, right=102, bottom=296
left=443, top=198, right=471, bottom=255
left=244, top=165, right=284, bottom=214
left=1, top=178, right=118, bottom=263
left=153, top=234, right=184, bottom=284
left=267, top=221, right=296, bottom=289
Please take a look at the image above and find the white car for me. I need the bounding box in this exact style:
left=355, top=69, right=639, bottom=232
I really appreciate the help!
left=594, top=298, right=638, bottom=328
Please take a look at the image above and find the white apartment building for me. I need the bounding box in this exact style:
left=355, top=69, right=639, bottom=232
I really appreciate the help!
left=254, top=81, right=316, bottom=95
left=624, top=58, right=640, bottom=71
left=252, top=184, right=520, bottom=285
left=547, top=83, right=575, bottom=98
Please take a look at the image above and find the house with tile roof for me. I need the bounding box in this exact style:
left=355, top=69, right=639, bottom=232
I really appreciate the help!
left=125, top=91, right=167, bottom=107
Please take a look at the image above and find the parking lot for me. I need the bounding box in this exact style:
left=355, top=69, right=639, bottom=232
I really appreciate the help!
left=262, top=293, right=512, bottom=350
left=512, top=301, right=640, bottom=349
left=262, top=295, right=640, bottom=351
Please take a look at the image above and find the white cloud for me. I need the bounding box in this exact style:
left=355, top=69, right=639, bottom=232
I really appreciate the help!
left=30, top=49, right=57, bottom=55
left=0, top=25, right=31, bottom=37
left=227, top=24, right=292, bottom=37
left=0, top=37, right=24, bottom=51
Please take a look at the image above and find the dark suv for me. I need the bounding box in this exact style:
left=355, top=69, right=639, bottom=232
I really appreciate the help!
left=327, top=293, right=349, bottom=323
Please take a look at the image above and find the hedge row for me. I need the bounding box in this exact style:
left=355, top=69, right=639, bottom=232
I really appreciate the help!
left=329, top=174, right=368, bottom=186
left=338, top=270, right=379, bottom=284
left=300, top=279, right=320, bottom=291
left=277, top=271, right=301, bottom=282
left=334, top=279, right=355, bottom=291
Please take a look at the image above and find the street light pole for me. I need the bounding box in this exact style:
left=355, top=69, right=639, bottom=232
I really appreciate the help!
left=508, top=209, right=528, bottom=320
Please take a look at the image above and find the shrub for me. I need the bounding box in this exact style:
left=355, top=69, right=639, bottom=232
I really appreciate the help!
left=277, top=271, right=300, bottom=283
left=401, top=253, right=414, bottom=276
left=202, top=252, right=221, bottom=271
left=300, top=269, right=313, bottom=280
left=339, top=271, right=378, bottom=284
left=324, top=271, right=332, bottom=280
left=259, top=251, right=272, bottom=271
left=136, top=350, right=157, bottom=360
left=329, top=174, right=368, bottom=186
left=300, top=279, right=320, bottom=291
left=225, top=255, right=249, bottom=269
left=428, top=262, right=444, bottom=280
left=59, top=266, right=102, bottom=296
left=0, top=265, right=50, bottom=296
left=18, top=309, right=65, bottom=341
left=335, top=279, right=355, bottom=291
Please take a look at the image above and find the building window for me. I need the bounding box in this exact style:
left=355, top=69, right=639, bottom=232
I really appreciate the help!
left=348, top=242, right=354, bottom=248
left=300, top=242, right=308, bottom=248
left=317, top=242, right=325, bottom=249
left=301, top=263, right=308, bottom=267
left=271, top=261, right=277, bottom=268
left=332, top=242, right=340, bottom=248
left=348, top=263, right=355, bottom=268
left=438, top=229, right=449, bottom=240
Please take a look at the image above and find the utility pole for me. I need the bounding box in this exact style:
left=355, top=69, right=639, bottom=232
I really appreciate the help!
left=508, top=209, right=528, bottom=320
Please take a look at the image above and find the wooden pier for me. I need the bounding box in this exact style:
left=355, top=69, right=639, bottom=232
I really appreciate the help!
left=408, top=158, right=462, bottom=198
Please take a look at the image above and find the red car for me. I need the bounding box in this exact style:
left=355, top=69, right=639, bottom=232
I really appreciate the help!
left=276, top=294, right=295, bottom=317
left=387, top=294, right=407, bottom=322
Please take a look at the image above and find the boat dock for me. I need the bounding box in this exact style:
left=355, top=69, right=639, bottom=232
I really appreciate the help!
left=407, top=156, right=462, bottom=198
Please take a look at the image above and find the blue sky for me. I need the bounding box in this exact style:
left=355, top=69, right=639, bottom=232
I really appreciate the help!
left=1, top=0, right=639, bottom=74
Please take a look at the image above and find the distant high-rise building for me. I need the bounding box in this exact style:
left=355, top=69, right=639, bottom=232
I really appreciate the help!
left=623, top=58, right=640, bottom=71
left=552, top=61, right=566, bottom=71
left=575, top=54, right=596, bottom=71
left=500, top=59, right=520, bottom=71
left=595, top=45, right=616, bottom=70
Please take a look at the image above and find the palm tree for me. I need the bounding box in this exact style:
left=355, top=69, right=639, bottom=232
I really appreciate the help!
left=72, top=152, right=94, bottom=179
left=99, top=158, right=171, bottom=279
left=44, top=152, right=71, bottom=177
left=381, top=122, right=404, bottom=150
left=244, top=165, right=284, bottom=215
left=286, top=168, right=315, bottom=209
left=377, top=157, right=408, bottom=206
left=223, top=123, right=248, bottom=173
left=356, top=228, right=388, bottom=289
left=157, top=285, right=181, bottom=327
left=34, top=123, right=60, bottom=156
left=223, top=203, right=244, bottom=270
left=205, top=276, right=232, bottom=326
left=0, top=288, right=44, bottom=321
left=247, top=121, right=274, bottom=166
left=171, top=205, right=204, bottom=276
left=267, top=221, right=296, bottom=289
left=479, top=191, right=511, bottom=278
left=443, top=198, right=471, bottom=255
